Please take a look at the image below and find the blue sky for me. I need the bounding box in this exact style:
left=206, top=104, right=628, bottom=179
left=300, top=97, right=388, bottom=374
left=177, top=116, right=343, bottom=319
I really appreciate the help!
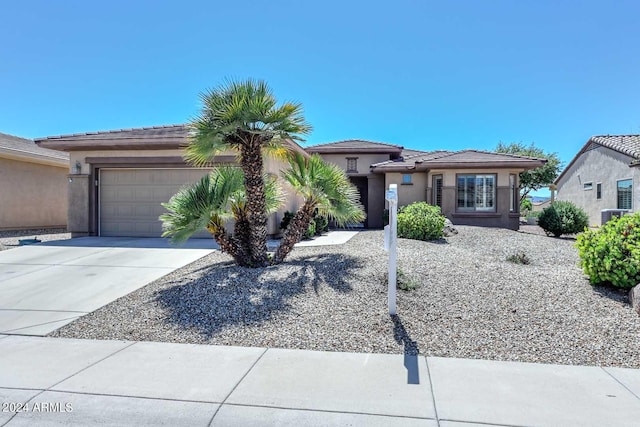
left=2, top=1, right=639, bottom=196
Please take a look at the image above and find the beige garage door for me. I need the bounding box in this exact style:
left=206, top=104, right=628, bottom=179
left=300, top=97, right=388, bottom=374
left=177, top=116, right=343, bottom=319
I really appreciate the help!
left=100, top=168, right=211, bottom=237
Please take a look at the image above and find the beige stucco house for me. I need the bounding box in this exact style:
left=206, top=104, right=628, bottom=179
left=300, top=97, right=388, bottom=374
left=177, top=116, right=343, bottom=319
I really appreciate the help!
left=0, top=132, right=69, bottom=230
left=36, top=126, right=545, bottom=237
left=308, top=140, right=546, bottom=230
left=555, top=135, right=640, bottom=226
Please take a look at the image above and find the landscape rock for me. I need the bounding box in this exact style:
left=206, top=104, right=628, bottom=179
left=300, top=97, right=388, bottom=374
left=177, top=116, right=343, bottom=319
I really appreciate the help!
left=443, top=218, right=458, bottom=237
left=630, top=284, right=640, bottom=316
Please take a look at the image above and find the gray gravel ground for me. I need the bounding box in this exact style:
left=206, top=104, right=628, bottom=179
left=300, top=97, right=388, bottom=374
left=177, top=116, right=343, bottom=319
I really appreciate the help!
left=51, top=226, right=640, bottom=368
left=0, top=228, right=71, bottom=251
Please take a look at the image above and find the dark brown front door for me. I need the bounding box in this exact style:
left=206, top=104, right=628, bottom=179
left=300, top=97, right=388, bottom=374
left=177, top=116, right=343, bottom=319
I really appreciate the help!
left=349, top=176, right=369, bottom=228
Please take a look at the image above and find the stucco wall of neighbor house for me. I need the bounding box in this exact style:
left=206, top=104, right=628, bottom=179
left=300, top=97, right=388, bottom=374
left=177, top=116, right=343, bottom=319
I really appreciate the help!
left=68, top=148, right=301, bottom=237
left=317, top=153, right=394, bottom=175
left=556, top=146, right=639, bottom=226
left=0, top=157, right=68, bottom=230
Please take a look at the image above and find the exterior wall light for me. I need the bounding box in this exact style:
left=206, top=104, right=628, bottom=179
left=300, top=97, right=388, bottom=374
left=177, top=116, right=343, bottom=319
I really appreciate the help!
left=73, top=161, right=82, bottom=175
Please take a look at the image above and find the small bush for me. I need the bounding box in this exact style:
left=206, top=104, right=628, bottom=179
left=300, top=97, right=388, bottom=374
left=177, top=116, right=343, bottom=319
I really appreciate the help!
left=507, top=251, right=531, bottom=265
left=520, top=198, right=533, bottom=214
left=303, top=219, right=316, bottom=240
left=384, top=268, right=419, bottom=291
left=279, top=211, right=295, bottom=231
left=576, top=212, right=640, bottom=289
left=314, top=214, right=329, bottom=234
left=538, top=201, right=588, bottom=237
left=397, top=202, right=445, bottom=241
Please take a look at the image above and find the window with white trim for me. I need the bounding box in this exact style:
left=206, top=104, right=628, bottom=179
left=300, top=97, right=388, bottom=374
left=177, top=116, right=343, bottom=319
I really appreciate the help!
left=596, top=183, right=602, bottom=200
left=432, top=175, right=443, bottom=208
left=457, top=174, right=496, bottom=212
left=583, top=182, right=593, bottom=190
left=509, top=174, right=517, bottom=212
left=617, top=179, right=633, bottom=210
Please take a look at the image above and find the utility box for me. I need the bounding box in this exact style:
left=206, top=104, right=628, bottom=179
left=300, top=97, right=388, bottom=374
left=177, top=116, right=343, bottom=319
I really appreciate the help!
left=601, top=209, right=630, bottom=225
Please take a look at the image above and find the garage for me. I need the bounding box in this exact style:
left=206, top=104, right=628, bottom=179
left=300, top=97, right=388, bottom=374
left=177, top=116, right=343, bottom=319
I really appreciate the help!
left=99, top=168, right=211, bottom=237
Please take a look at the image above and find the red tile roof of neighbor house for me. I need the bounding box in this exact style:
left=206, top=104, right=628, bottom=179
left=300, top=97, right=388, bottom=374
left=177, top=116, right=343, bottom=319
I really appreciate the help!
left=555, top=134, right=640, bottom=182
left=35, top=124, right=308, bottom=156
left=305, top=139, right=404, bottom=154
left=0, top=132, right=69, bottom=163
left=371, top=149, right=546, bottom=172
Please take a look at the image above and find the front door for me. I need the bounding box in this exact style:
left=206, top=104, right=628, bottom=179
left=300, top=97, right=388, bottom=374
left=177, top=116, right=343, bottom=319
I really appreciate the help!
left=349, top=176, right=369, bottom=228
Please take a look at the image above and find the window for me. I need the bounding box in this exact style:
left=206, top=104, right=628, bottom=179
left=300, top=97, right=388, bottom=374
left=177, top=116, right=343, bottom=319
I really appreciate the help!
left=596, top=183, right=602, bottom=200
left=457, top=174, right=496, bottom=212
left=346, top=157, right=358, bottom=173
left=509, top=174, right=517, bottom=212
left=432, top=175, right=443, bottom=208
left=402, top=174, right=412, bottom=184
left=617, top=179, right=633, bottom=210
left=583, top=182, right=593, bottom=190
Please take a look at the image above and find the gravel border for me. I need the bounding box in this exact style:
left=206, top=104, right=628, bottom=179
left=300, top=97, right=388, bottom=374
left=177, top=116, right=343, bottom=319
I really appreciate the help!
left=51, top=226, right=640, bottom=368
left=0, top=228, right=71, bottom=251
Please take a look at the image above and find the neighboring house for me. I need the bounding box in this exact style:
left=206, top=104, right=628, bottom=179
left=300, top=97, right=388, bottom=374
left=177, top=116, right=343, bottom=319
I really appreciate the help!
left=308, top=140, right=546, bottom=230
left=36, top=127, right=545, bottom=238
left=555, top=135, right=640, bottom=226
left=35, top=126, right=306, bottom=238
left=0, top=132, right=69, bottom=230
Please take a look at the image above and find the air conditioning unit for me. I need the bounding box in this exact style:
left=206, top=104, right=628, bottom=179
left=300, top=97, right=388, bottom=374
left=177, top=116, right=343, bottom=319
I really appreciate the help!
left=601, top=209, right=630, bottom=225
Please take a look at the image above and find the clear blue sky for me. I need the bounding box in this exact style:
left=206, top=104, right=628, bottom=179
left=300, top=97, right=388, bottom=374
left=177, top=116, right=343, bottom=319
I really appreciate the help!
left=2, top=1, right=639, bottom=196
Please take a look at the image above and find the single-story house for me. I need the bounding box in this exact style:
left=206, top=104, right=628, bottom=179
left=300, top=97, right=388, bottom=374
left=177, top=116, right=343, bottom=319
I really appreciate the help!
left=308, top=140, right=546, bottom=230
left=36, top=127, right=545, bottom=237
left=0, top=132, right=69, bottom=230
left=555, top=135, right=640, bottom=225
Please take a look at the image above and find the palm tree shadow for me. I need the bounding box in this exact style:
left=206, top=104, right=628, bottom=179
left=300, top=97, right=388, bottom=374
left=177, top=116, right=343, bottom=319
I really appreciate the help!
left=392, top=314, right=420, bottom=385
left=155, top=253, right=361, bottom=339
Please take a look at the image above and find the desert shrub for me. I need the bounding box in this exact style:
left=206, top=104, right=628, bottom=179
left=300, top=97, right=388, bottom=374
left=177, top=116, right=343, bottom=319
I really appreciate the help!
left=506, top=251, right=531, bottom=265
left=279, top=211, right=295, bottom=231
left=314, top=213, right=329, bottom=234
left=575, top=212, right=640, bottom=289
left=397, top=202, right=445, bottom=241
left=520, top=198, right=533, bottom=214
left=384, top=268, right=419, bottom=291
left=538, top=201, right=588, bottom=237
left=303, top=219, right=316, bottom=240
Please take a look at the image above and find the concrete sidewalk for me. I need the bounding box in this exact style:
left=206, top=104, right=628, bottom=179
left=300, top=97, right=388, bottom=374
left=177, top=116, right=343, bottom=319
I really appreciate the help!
left=1, top=335, right=639, bottom=426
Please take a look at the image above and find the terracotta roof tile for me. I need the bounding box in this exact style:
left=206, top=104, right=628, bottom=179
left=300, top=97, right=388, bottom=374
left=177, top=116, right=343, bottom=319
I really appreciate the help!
left=306, top=139, right=403, bottom=153
left=590, top=135, right=640, bottom=159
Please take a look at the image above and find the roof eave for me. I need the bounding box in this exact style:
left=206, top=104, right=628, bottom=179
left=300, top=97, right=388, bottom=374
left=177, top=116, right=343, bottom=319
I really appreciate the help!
left=36, top=138, right=185, bottom=152
left=0, top=147, right=69, bottom=167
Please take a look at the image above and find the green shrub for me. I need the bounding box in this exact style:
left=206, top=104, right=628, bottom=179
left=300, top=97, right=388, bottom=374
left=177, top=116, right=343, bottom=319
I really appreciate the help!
left=520, top=198, right=533, bottom=214
left=397, top=202, right=445, bottom=241
left=303, top=219, right=316, bottom=240
left=314, top=214, right=329, bottom=234
left=576, top=213, right=640, bottom=289
left=279, top=211, right=295, bottom=231
left=538, top=201, right=589, bottom=237
left=506, top=251, right=531, bottom=265
left=384, top=268, right=419, bottom=291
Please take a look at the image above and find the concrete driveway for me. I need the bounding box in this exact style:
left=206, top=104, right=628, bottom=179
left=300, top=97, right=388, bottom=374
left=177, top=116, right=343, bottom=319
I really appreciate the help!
left=0, top=237, right=216, bottom=336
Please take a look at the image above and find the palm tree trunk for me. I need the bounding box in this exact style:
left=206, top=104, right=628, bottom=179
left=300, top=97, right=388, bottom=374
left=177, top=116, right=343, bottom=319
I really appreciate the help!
left=240, top=142, right=269, bottom=267
left=272, top=202, right=316, bottom=264
left=207, top=223, right=251, bottom=267
left=232, top=210, right=252, bottom=266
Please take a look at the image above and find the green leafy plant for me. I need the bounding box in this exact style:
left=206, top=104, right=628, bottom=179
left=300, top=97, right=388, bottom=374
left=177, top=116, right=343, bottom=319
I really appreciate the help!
left=520, top=198, right=533, bottom=215
left=506, top=251, right=531, bottom=265
left=303, top=218, right=316, bottom=240
left=384, top=268, right=419, bottom=291
left=280, top=211, right=295, bottom=231
left=538, top=201, right=588, bottom=237
left=397, top=202, right=445, bottom=241
left=576, top=212, right=640, bottom=289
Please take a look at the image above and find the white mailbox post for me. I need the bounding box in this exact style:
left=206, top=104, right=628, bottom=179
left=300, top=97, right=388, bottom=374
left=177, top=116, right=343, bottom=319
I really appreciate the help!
left=385, top=184, right=398, bottom=315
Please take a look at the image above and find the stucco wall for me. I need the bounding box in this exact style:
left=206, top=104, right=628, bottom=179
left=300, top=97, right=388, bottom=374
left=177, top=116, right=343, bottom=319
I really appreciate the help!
left=556, top=146, right=639, bottom=225
left=384, top=172, right=429, bottom=207
left=0, top=157, right=68, bottom=229
left=317, top=153, right=393, bottom=175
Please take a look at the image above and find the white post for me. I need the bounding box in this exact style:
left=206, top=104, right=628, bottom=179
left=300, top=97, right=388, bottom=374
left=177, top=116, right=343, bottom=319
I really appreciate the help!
left=385, top=184, right=398, bottom=315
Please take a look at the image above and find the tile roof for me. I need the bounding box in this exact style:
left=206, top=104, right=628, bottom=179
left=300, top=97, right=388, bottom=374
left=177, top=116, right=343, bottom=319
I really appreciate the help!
left=0, top=132, right=69, bottom=162
left=590, top=135, right=640, bottom=159
left=306, top=139, right=403, bottom=153
left=554, top=134, right=640, bottom=183
left=371, top=149, right=545, bottom=171
left=36, top=124, right=188, bottom=142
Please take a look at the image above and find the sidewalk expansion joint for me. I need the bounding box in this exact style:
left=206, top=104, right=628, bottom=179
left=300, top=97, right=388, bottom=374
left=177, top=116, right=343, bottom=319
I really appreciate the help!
left=439, top=417, right=530, bottom=427
left=601, top=367, right=640, bottom=401
left=208, top=347, right=269, bottom=426
left=1, top=315, right=83, bottom=334
left=424, top=357, right=441, bottom=426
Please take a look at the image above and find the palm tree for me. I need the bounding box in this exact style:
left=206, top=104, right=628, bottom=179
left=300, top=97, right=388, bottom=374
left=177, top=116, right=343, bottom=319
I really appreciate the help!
left=185, top=79, right=311, bottom=267
left=160, top=167, right=284, bottom=267
left=273, top=153, right=366, bottom=264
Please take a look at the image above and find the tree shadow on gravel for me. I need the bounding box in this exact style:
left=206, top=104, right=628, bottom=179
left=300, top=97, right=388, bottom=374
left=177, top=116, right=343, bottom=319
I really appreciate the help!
left=392, top=315, right=420, bottom=385
left=155, top=253, right=362, bottom=338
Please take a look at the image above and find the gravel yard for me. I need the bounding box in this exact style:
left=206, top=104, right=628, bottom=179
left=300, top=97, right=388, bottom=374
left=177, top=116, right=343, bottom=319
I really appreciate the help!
left=51, top=226, right=640, bottom=368
left=0, top=228, right=71, bottom=251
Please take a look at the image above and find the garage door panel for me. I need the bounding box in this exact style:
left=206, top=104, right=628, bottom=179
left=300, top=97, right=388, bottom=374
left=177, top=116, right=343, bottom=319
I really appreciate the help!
left=100, top=168, right=211, bottom=238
